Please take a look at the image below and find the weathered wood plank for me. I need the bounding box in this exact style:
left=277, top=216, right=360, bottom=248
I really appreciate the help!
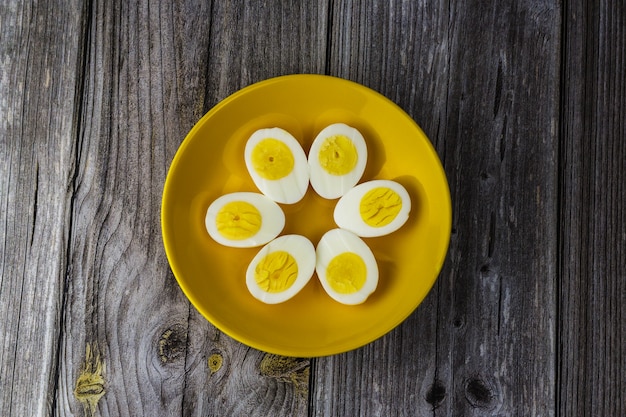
left=313, top=0, right=560, bottom=415
left=558, top=1, right=626, bottom=415
left=53, top=0, right=328, bottom=416
left=180, top=2, right=328, bottom=416
left=54, top=1, right=210, bottom=415
left=0, top=1, right=86, bottom=415
left=3, top=0, right=623, bottom=415
left=312, top=1, right=450, bottom=416
left=430, top=2, right=560, bottom=414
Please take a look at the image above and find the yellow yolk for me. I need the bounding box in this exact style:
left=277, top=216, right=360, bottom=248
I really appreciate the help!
left=359, top=187, right=402, bottom=227
left=254, top=251, right=299, bottom=293
left=215, top=201, right=262, bottom=240
left=326, top=252, right=367, bottom=294
left=318, top=135, right=358, bottom=175
left=251, top=138, right=294, bottom=180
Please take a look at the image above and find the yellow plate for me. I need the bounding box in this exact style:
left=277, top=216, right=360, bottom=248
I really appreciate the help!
left=161, top=74, right=451, bottom=357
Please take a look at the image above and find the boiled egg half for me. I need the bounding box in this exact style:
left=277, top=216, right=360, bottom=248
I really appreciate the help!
left=246, top=234, right=316, bottom=304
left=308, top=123, right=367, bottom=199
left=244, top=127, right=309, bottom=204
left=334, top=179, right=411, bottom=237
left=205, top=192, right=285, bottom=248
left=315, top=228, right=379, bottom=305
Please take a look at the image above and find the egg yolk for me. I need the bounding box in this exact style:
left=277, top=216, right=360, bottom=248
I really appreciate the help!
left=359, top=187, right=402, bottom=227
left=251, top=138, right=294, bottom=180
left=318, top=135, right=358, bottom=176
left=215, top=201, right=262, bottom=240
left=326, top=252, right=367, bottom=294
left=254, top=251, right=298, bottom=293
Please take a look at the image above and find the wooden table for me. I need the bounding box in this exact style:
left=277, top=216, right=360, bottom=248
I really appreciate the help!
left=1, top=1, right=624, bottom=415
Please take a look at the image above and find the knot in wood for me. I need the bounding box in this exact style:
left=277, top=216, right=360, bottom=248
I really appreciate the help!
left=74, top=343, right=105, bottom=416
left=465, top=377, right=495, bottom=409
left=158, top=325, right=187, bottom=364
left=259, top=354, right=308, bottom=377
left=75, top=382, right=105, bottom=398
left=208, top=352, right=223, bottom=374
left=425, top=379, right=446, bottom=409
left=479, top=171, right=497, bottom=194
left=259, top=354, right=310, bottom=397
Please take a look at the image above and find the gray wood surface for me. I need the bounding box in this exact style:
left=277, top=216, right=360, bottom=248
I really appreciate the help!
left=0, top=1, right=86, bottom=415
left=558, top=1, right=626, bottom=416
left=0, top=0, right=624, bottom=416
left=314, top=1, right=560, bottom=415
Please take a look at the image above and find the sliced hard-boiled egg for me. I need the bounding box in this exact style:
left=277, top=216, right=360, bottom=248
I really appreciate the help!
left=244, top=127, right=309, bottom=204
left=246, top=234, right=316, bottom=304
left=308, top=123, right=367, bottom=199
left=205, top=192, right=285, bottom=248
left=334, top=179, right=411, bottom=237
left=315, top=228, right=379, bottom=305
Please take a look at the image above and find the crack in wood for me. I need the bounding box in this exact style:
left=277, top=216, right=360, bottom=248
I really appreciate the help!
left=493, top=59, right=503, bottom=118
left=30, top=162, right=38, bottom=248
left=500, top=114, right=508, bottom=162
left=488, top=211, right=496, bottom=259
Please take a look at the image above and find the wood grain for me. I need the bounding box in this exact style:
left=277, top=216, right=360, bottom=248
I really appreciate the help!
left=558, top=1, right=626, bottom=415
left=54, top=1, right=210, bottom=415
left=52, top=1, right=328, bottom=416
left=314, top=0, right=560, bottom=415
left=55, top=2, right=193, bottom=416
left=431, top=2, right=560, bottom=414
left=0, top=1, right=86, bottom=415
left=313, top=1, right=450, bottom=416
left=1, top=0, right=624, bottom=415
left=179, top=2, right=328, bottom=416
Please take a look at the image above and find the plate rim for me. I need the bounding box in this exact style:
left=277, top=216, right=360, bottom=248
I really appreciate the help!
left=161, top=74, right=452, bottom=357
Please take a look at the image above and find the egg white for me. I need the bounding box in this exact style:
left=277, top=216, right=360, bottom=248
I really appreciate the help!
left=308, top=123, right=367, bottom=199
left=205, top=192, right=285, bottom=248
left=244, top=127, right=309, bottom=204
left=334, top=179, right=411, bottom=237
left=246, top=234, right=316, bottom=304
left=315, top=228, right=379, bottom=305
